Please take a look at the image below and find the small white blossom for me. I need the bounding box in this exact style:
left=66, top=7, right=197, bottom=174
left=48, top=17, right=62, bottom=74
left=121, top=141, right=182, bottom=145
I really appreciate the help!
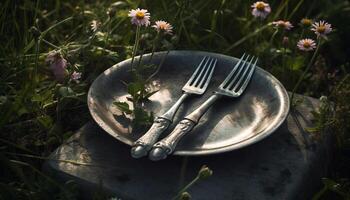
left=297, top=38, right=316, bottom=52
left=251, top=1, right=271, bottom=19
left=70, top=71, right=82, bottom=83
left=311, top=20, right=332, bottom=39
left=152, top=20, right=173, bottom=35
left=128, top=8, right=150, bottom=27
left=272, top=20, right=293, bottom=30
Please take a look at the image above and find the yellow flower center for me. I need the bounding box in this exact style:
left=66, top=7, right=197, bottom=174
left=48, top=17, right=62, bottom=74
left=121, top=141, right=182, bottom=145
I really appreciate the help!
left=159, top=24, right=167, bottom=30
left=301, top=18, right=312, bottom=26
left=256, top=2, right=266, bottom=11
left=317, top=25, right=326, bottom=33
left=279, top=23, right=286, bottom=28
left=303, top=42, right=311, bottom=48
left=136, top=11, right=145, bottom=20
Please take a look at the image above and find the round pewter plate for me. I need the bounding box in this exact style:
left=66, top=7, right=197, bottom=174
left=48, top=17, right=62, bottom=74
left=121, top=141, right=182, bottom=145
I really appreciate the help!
left=88, top=51, right=290, bottom=156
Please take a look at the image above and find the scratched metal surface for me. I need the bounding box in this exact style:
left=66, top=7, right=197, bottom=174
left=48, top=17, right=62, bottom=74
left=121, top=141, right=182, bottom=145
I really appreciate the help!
left=87, top=51, right=290, bottom=156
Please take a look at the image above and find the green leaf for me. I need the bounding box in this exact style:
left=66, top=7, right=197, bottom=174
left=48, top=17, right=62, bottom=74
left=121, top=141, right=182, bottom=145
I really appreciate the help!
left=36, top=115, right=53, bottom=129
left=133, top=107, right=153, bottom=127
left=113, top=101, right=132, bottom=114
left=127, top=82, right=144, bottom=98
left=58, top=87, right=76, bottom=97
left=144, top=90, right=159, bottom=99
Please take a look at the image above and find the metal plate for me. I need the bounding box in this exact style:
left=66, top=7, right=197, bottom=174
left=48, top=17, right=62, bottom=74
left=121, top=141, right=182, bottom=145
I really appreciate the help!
left=88, top=51, right=290, bottom=156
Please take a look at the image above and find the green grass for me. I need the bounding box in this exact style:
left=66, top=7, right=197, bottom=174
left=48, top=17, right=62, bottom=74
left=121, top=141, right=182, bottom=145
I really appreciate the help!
left=0, top=0, right=350, bottom=199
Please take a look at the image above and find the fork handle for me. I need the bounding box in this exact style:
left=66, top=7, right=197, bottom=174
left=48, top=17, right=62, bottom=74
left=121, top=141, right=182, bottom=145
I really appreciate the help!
left=131, top=93, right=190, bottom=158
left=149, top=94, right=221, bottom=161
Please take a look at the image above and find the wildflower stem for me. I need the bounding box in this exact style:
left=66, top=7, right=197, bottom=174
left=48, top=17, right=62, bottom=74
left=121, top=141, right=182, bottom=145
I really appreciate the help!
left=291, top=29, right=305, bottom=63
left=172, top=176, right=200, bottom=200
left=104, top=17, right=114, bottom=49
left=33, top=39, right=40, bottom=85
left=269, top=29, right=279, bottom=46
left=287, top=0, right=304, bottom=20
left=291, top=38, right=321, bottom=105
left=178, top=156, right=189, bottom=189
left=146, top=50, right=170, bottom=82
left=5, top=152, right=96, bottom=166
left=149, top=32, right=160, bottom=62
left=224, top=23, right=271, bottom=53
left=131, top=26, right=141, bottom=69
left=40, top=16, right=73, bottom=39
left=42, top=39, right=60, bottom=49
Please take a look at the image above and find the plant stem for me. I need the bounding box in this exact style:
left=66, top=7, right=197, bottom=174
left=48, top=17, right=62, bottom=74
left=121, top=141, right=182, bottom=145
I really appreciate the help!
left=42, top=39, right=60, bottom=49
left=131, top=26, right=141, bottom=69
left=149, top=32, right=160, bottom=62
left=146, top=50, right=170, bottom=82
left=178, top=156, right=189, bottom=189
left=224, top=23, right=271, bottom=53
left=172, top=176, right=200, bottom=200
left=269, top=28, right=279, bottom=46
left=290, top=38, right=321, bottom=105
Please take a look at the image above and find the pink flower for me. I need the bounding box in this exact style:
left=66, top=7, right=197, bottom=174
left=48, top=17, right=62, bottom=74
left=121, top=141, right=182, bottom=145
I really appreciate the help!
left=311, top=20, right=332, bottom=39
left=272, top=20, right=293, bottom=30
left=128, top=8, right=151, bottom=27
left=46, top=50, right=68, bottom=82
left=297, top=39, right=316, bottom=51
left=70, top=71, right=82, bottom=83
left=152, top=20, right=173, bottom=35
left=251, top=1, right=271, bottom=19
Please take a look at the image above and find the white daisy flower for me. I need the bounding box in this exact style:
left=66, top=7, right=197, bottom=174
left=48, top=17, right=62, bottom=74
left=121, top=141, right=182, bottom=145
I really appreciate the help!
left=152, top=20, right=173, bottom=35
left=311, top=20, right=332, bottom=38
left=128, top=8, right=151, bottom=27
left=272, top=20, right=293, bottom=30
left=251, top=1, right=271, bottom=19
left=297, top=38, right=316, bottom=51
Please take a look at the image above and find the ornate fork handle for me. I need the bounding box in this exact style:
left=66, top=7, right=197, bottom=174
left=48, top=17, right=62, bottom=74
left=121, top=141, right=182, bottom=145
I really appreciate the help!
left=131, top=117, right=171, bottom=158
left=131, top=93, right=190, bottom=158
left=150, top=119, right=196, bottom=160
left=149, top=94, right=221, bottom=161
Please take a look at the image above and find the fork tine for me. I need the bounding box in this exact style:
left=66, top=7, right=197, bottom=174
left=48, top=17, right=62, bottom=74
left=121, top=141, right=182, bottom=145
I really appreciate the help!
left=237, top=57, right=258, bottom=93
left=185, top=56, right=208, bottom=87
left=232, top=56, right=255, bottom=92
left=200, top=58, right=217, bottom=89
left=219, top=53, right=246, bottom=89
left=198, top=58, right=217, bottom=88
left=225, top=55, right=250, bottom=90
left=192, top=57, right=212, bottom=86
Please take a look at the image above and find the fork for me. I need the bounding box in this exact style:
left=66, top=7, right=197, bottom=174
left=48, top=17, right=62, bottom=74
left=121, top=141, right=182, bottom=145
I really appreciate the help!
left=149, top=54, right=258, bottom=161
left=131, top=56, right=217, bottom=158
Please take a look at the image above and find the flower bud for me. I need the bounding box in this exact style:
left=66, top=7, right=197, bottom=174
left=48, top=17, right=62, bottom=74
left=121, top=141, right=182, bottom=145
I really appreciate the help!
left=319, top=96, right=327, bottom=102
left=301, top=18, right=312, bottom=27
left=107, top=7, right=117, bottom=18
left=282, top=36, right=289, bottom=45
left=179, top=192, right=191, bottom=200
left=30, top=26, right=41, bottom=39
left=198, top=165, right=213, bottom=180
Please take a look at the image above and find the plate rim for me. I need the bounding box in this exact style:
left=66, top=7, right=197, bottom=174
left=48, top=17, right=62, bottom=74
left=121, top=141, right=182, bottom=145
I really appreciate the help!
left=88, top=50, right=290, bottom=156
